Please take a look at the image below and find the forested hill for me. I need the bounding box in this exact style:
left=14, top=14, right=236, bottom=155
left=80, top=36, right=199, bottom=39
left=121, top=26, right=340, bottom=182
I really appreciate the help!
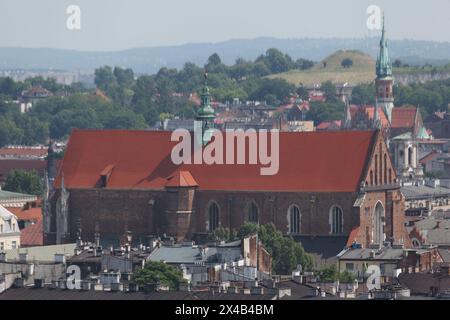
left=2, top=37, right=450, bottom=73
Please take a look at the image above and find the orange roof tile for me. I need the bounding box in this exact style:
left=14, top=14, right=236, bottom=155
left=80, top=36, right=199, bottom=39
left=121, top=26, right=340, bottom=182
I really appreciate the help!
left=8, top=207, right=42, bottom=222
left=391, top=107, right=417, bottom=129
left=20, top=220, right=43, bottom=247
left=54, top=129, right=377, bottom=193
left=166, top=171, right=199, bottom=188
left=349, top=105, right=390, bottom=128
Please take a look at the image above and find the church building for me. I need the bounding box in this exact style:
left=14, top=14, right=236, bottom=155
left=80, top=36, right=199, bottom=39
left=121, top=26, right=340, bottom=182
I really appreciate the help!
left=344, top=17, right=426, bottom=181
left=44, top=74, right=412, bottom=253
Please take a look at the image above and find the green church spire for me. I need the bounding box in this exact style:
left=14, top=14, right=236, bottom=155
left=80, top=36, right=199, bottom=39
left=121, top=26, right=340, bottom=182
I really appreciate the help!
left=376, top=14, right=392, bottom=79
left=196, top=72, right=216, bottom=145
left=196, top=72, right=216, bottom=121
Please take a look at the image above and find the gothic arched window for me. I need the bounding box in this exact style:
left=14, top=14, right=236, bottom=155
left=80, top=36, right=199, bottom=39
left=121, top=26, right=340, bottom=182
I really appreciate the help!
left=208, top=202, right=220, bottom=231
left=330, top=206, right=343, bottom=234
left=288, top=205, right=301, bottom=234
left=248, top=202, right=259, bottom=224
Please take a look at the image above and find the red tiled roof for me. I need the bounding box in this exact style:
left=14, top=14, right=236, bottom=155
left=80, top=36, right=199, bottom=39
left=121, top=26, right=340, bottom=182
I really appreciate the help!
left=316, top=120, right=341, bottom=130
left=166, top=171, right=199, bottom=188
left=8, top=207, right=42, bottom=222
left=20, top=220, right=43, bottom=247
left=0, top=160, right=47, bottom=182
left=349, top=105, right=390, bottom=128
left=419, top=151, right=440, bottom=165
left=346, top=226, right=360, bottom=247
left=0, top=148, right=47, bottom=158
left=54, top=129, right=377, bottom=192
left=391, top=107, right=417, bottom=128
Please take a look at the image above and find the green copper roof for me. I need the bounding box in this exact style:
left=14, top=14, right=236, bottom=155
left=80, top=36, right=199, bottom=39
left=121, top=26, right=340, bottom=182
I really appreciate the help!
left=376, top=16, right=392, bottom=78
left=417, top=126, right=430, bottom=139
left=196, top=73, right=216, bottom=120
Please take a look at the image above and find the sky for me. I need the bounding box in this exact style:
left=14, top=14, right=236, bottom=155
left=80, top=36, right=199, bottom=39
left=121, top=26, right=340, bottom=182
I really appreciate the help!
left=0, top=0, right=449, bottom=51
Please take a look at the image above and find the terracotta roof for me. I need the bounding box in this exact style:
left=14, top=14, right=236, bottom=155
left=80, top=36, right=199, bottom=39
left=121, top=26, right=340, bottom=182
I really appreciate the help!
left=349, top=105, right=390, bottom=128
left=0, top=148, right=47, bottom=158
left=8, top=207, right=42, bottom=222
left=0, top=160, right=47, bottom=182
left=316, top=120, right=341, bottom=130
left=346, top=226, right=360, bottom=247
left=54, top=129, right=377, bottom=192
left=419, top=151, right=440, bottom=165
left=20, top=220, right=43, bottom=247
left=391, top=107, right=417, bottom=128
left=166, top=171, right=198, bottom=188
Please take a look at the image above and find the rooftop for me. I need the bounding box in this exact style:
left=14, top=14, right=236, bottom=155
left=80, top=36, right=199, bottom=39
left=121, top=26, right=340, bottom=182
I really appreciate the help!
left=55, top=129, right=377, bottom=193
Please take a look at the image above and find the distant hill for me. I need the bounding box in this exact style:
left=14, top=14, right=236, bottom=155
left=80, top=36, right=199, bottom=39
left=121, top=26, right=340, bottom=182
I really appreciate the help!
left=269, top=50, right=377, bottom=85
left=1, top=37, right=450, bottom=74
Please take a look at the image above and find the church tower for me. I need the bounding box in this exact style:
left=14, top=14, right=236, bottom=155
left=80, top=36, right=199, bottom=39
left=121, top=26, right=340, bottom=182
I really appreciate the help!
left=196, top=72, right=216, bottom=145
left=375, top=15, right=394, bottom=123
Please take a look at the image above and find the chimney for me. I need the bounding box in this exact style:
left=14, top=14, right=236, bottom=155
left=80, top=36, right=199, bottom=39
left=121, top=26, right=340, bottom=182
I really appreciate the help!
left=54, top=253, right=66, bottom=264
left=19, top=253, right=28, bottom=263
left=14, top=278, right=25, bottom=288
left=81, top=280, right=91, bottom=291
left=95, top=232, right=100, bottom=247
left=128, top=283, right=139, bottom=292
left=251, top=285, right=264, bottom=295
left=227, top=286, right=238, bottom=294
left=34, top=279, right=45, bottom=288
left=110, top=283, right=123, bottom=292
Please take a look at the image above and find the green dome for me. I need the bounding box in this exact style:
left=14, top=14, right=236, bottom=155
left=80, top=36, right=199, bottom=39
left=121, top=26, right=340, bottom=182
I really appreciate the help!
left=196, top=74, right=216, bottom=120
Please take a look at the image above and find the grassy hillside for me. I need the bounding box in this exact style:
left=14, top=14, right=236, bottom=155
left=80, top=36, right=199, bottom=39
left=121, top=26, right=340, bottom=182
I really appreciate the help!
left=268, top=50, right=376, bottom=86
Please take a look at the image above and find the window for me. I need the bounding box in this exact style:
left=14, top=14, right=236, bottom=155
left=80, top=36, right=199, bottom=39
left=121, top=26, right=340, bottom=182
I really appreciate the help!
left=12, top=223, right=16, bottom=232
left=346, top=263, right=354, bottom=271
left=288, top=205, right=301, bottom=234
left=0, top=242, right=4, bottom=251
left=0, top=224, right=3, bottom=233
left=208, top=202, right=220, bottom=231
left=408, top=147, right=413, bottom=166
left=330, top=206, right=344, bottom=234
left=384, top=154, right=388, bottom=184
left=248, top=202, right=259, bottom=224
left=12, top=241, right=17, bottom=249
left=374, top=157, right=378, bottom=185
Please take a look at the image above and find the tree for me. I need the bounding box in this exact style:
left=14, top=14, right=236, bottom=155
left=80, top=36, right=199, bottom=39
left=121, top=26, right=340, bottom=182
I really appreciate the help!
left=250, top=78, right=295, bottom=104
left=208, top=227, right=237, bottom=242
left=351, top=83, right=375, bottom=105
left=295, top=58, right=315, bottom=70
left=133, top=261, right=185, bottom=290
left=393, top=59, right=403, bottom=68
left=0, top=118, right=23, bottom=147
left=237, top=223, right=313, bottom=274
left=307, top=101, right=345, bottom=125
left=94, top=66, right=117, bottom=92
left=257, top=48, right=295, bottom=74
left=296, top=86, right=309, bottom=101
left=341, top=58, right=353, bottom=68
left=207, top=53, right=222, bottom=66
left=321, top=81, right=337, bottom=102
left=4, top=169, right=43, bottom=196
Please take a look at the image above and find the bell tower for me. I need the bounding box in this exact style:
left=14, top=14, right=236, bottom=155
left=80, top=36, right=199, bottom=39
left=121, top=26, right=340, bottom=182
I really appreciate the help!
left=196, top=72, right=216, bottom=145
left=375, top=15, right=394, bottom=123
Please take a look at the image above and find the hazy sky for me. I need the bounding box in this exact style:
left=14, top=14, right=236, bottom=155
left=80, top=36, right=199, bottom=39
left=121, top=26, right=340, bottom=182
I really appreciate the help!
left=0, top=0, right=449, bottom=51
